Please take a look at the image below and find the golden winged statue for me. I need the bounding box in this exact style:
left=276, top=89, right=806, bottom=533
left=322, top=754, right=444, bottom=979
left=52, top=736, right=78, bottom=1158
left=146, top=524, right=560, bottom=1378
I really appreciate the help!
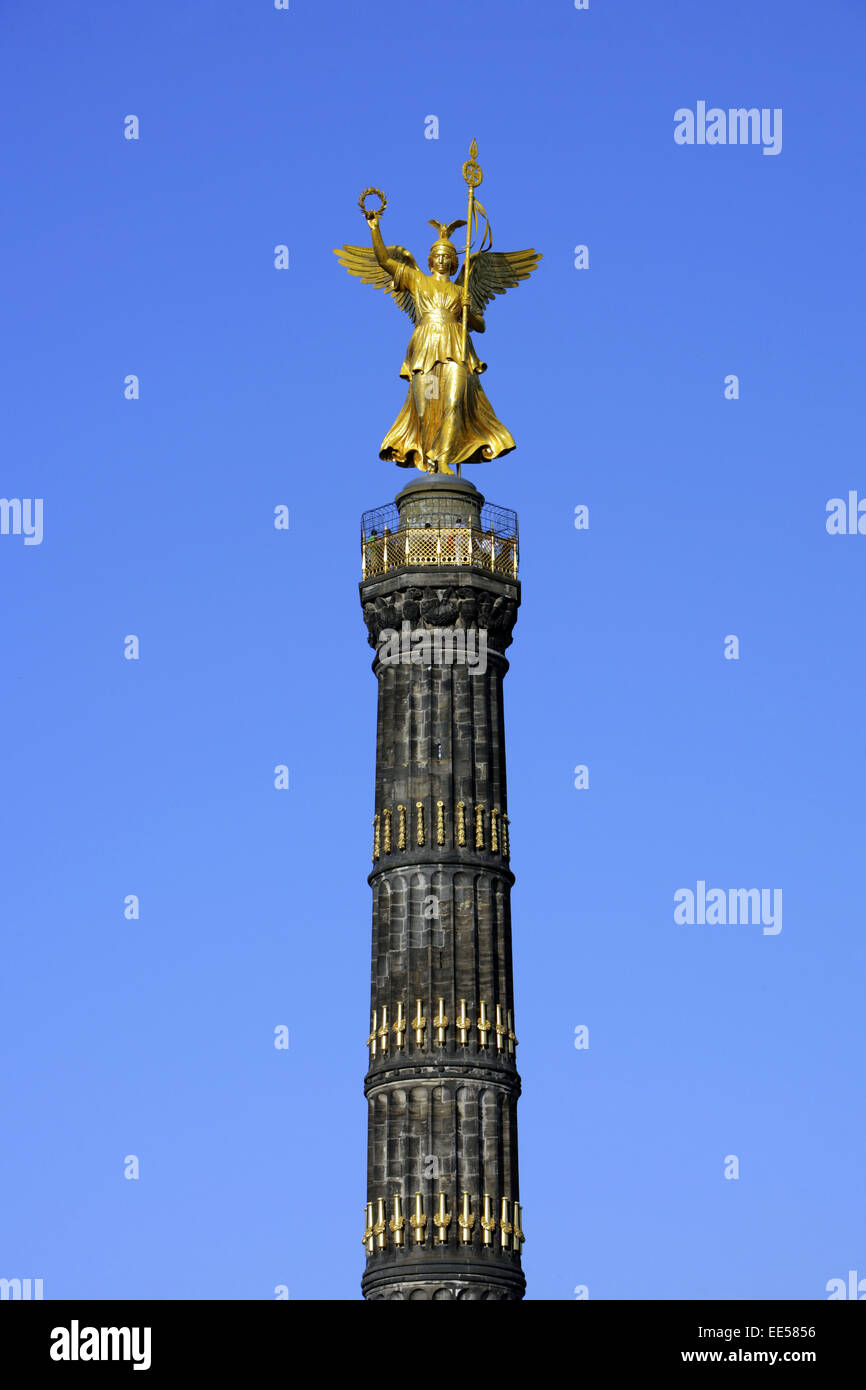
left=334, top=159, right=541, bottom=474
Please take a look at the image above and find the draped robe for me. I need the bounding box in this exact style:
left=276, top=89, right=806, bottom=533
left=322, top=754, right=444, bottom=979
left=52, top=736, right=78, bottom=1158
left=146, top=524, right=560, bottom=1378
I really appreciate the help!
left=379, top=263, right=515, bottom=472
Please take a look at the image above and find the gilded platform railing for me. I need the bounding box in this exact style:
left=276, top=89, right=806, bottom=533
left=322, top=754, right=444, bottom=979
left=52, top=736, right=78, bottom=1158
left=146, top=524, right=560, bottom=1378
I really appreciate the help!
left=362, top=526, right=517, bottom=579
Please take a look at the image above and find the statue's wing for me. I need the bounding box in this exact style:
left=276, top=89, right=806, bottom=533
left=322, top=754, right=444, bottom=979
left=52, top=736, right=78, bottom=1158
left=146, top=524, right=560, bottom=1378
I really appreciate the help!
left=463, top=248, right=542, bottom=317
left=333, top=244, right=419, bottom=324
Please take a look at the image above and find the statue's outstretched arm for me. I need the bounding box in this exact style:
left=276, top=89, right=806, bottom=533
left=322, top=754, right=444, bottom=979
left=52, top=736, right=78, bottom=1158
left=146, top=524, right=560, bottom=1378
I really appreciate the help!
left=367, top=213, right=403, bottom=278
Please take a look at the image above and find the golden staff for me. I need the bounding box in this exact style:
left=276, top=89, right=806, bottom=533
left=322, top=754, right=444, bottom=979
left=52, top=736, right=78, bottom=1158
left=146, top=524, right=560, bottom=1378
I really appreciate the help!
left=459, top=140, right=483, bottom=479
left=460, top=139, right=482, bottom=363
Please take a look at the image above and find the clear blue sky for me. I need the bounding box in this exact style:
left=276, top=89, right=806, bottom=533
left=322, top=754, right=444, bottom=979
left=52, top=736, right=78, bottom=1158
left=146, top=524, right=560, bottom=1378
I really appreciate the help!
left=1, top=0, right=864, bottom=1301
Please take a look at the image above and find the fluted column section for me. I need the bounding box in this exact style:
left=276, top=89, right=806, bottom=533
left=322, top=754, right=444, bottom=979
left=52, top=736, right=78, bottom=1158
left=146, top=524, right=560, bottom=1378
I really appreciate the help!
left=359, top=476, right=524, bottom=1301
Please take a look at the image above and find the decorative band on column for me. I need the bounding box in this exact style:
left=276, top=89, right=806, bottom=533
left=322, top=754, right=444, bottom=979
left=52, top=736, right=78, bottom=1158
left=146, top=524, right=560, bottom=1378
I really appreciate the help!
left=366, top=998, right=515, bottom=1055
left=363, top=1192, right=524, bottom=1254
left=371, top=801, right=511, bottom=856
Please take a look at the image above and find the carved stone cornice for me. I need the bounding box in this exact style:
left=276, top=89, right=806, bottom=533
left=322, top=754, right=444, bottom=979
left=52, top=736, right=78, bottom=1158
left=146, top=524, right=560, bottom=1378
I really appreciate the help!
left=360, top=572, right=520, bottom=653
left=362, top=1259, right=525, bottom=1302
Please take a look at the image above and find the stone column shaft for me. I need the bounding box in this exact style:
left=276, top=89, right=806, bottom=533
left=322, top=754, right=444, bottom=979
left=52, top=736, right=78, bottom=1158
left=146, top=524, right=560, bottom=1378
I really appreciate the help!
left=359, top=476, right=524, bottom=1301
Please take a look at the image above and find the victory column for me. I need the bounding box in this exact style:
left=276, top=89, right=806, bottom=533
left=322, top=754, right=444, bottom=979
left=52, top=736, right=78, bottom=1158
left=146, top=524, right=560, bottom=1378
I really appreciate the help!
left=335, top=142, right=541, bottom=1299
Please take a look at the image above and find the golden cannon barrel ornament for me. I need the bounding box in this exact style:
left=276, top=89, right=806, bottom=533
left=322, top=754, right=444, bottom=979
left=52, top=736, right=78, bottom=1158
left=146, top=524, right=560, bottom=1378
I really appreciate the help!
left=361, top=1190, right=524, bottom=1253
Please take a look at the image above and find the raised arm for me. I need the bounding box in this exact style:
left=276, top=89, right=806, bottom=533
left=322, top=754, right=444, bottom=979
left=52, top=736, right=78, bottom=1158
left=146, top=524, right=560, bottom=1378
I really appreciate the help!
left=366, top=212, right=403, bottom=278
